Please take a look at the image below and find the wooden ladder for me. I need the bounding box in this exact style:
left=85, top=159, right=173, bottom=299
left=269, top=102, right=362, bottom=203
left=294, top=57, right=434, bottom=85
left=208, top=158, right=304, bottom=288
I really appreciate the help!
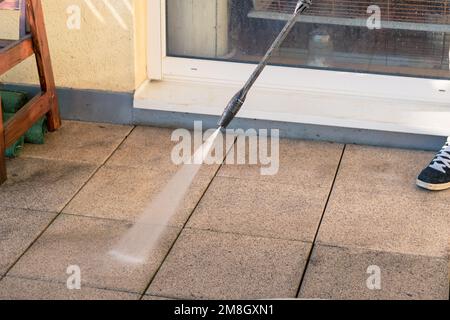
left=0, top=0, right=60, bottom=185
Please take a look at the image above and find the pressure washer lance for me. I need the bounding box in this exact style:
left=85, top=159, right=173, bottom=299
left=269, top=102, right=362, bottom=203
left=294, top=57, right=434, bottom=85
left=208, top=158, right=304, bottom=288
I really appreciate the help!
left=218, top=0, right=312, bottom=129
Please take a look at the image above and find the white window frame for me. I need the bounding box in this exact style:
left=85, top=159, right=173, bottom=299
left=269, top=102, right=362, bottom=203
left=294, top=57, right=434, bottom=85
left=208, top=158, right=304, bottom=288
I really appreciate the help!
left=144, top=0, right=450, bottom=136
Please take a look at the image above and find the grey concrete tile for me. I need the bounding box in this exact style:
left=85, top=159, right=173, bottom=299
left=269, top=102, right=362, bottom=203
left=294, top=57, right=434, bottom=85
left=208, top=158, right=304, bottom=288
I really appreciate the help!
left=0, top=276, right=139, bottom=300
left=70, top=125, right=233, bottom=225
left=218, top=139, right=343, bottom=190
left=0, top=208, right=56, bottom=275
left=299, top=245, right=449, bottom=300
left=107, top=126, right=228, bottom=175
left=187, top=176, right=327, bottom=242
left=63, top=165, right=214, bottom=226
left=317, top=190, right=450, bottom=258
left=107, top=126, right=176, bottom=169
left=147, top=229, right=310, bottom=300
left=8, top=214, right=180, bottom=294
left=142, top=295, right=173, bottom=300
left=22, top=121, right=133, bottom=165
left=334, top=144, right=446, bottom=199
left=0, top=158, right=97, bottom=212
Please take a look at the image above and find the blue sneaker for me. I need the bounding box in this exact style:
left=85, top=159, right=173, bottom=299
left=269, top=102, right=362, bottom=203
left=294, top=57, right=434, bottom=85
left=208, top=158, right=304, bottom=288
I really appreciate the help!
left=417, top=139, right=450, bottom=191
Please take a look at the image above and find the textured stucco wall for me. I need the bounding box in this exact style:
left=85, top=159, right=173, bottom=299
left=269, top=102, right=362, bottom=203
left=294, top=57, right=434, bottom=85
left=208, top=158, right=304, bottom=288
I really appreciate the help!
left=0, top=8, right=20, bottom=40
left=1, top=0, right=147, bottom=92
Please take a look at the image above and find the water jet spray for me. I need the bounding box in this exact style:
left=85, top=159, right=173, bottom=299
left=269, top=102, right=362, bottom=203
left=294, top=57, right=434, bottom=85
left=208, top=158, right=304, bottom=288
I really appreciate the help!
left=218, top=0, right=312, bottom=129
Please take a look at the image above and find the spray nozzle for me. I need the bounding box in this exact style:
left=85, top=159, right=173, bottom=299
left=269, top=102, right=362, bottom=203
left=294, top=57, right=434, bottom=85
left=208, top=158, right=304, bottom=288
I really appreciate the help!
left=218, top=89, right=246, bottom=129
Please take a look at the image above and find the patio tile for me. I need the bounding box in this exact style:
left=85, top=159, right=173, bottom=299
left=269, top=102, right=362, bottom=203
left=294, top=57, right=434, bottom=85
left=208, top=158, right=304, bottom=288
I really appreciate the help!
left=218, top=139, right=343, bottom=189
left=63, top=164, right=215, bottom=226
left=298, top=245, right=449, bottom=300
left=187, top=176, right=327, bottom=242
left=107, top=126, right=176, bottom=169
left=142, top=295, right=173, bottom=300
left=0, top=276, right=139, bottom=300
left=22, top=121, right=133, bottom=165
left=107, top=126, right=230, bottom=175
left=334, top=144, right=445, bottom=198
left=0, top=158, right=97, bottom=212
left=147, top=229, right=310, bottom=300
left=0, top=208, right=56, bottom=276
left=317, top=190, right=450, bottom=258
left=8, top=214, right=180, bottom=294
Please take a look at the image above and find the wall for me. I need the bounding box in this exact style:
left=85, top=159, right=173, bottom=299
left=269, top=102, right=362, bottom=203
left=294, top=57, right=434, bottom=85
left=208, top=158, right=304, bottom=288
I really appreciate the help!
left=0, top=2, right=21, bottom=40
left=0, top=0, right=147, bottom=93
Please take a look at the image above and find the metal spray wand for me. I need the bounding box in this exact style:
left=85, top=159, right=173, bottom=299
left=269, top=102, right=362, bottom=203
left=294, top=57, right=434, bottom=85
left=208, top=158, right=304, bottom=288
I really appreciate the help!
left=218, top=0, right=312, bottom=129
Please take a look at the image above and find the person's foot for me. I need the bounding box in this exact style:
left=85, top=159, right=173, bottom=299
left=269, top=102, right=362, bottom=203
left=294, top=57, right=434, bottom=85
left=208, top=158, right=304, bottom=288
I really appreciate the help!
left=417, top=139, right=450, bottom=191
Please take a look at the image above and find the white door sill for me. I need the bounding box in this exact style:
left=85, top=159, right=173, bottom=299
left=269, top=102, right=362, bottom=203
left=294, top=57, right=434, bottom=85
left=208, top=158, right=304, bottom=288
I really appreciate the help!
left=134, top=79, right=450, bottom=136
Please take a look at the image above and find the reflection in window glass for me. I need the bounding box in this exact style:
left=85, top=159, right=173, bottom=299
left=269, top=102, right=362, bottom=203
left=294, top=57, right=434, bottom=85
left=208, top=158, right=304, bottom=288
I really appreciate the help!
left=167, top=0, right=450, bottom=79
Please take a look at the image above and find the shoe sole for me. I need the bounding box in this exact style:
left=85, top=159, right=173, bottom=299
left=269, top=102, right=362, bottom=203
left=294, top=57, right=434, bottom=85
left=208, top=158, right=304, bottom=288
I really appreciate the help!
left=416, top=179, right=450, bottom=191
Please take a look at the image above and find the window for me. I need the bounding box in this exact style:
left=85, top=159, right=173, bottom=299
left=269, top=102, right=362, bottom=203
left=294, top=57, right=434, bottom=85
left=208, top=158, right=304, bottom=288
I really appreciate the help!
left=143, top=0, right=450, bottom=136
left=166, top=0, right=450, bottom=79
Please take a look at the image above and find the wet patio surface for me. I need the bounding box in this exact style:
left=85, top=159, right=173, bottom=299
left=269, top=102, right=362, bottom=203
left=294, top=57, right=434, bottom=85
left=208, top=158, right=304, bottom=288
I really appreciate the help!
left=0, top=121, right=448, bottom=300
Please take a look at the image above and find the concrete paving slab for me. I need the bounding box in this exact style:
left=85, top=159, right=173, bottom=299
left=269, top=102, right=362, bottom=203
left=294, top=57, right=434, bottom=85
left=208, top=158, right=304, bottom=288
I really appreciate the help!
left=63, top=165, right=214, bottom=226
left=147, top=229, right=310, bottom=300
left=0, top=208, right=56, bottom=275
left=22, top=121, right=133, bottom=164
left=317, top=190, right=450, bottom=258
left=0, top=158, right=97, bottom=212
left=0, top=276, right=140, bottom=300
left=299, top=244, right=449, bottom=300
left=8, top=214, right=180, bottom=294
left=108, top=126, right=229, bottom=175
left=334, top=144, right=446, bottom=199
left=187, top=176, right=327, bottom=242
left=142, top=295, right=173, bottom=300
left=218, top=139, right=343, bottom=191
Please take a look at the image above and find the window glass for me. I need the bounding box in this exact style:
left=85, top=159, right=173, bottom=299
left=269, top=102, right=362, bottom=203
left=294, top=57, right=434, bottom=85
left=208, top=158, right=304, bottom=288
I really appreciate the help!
left=167, top=0, right=450, bottom=79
